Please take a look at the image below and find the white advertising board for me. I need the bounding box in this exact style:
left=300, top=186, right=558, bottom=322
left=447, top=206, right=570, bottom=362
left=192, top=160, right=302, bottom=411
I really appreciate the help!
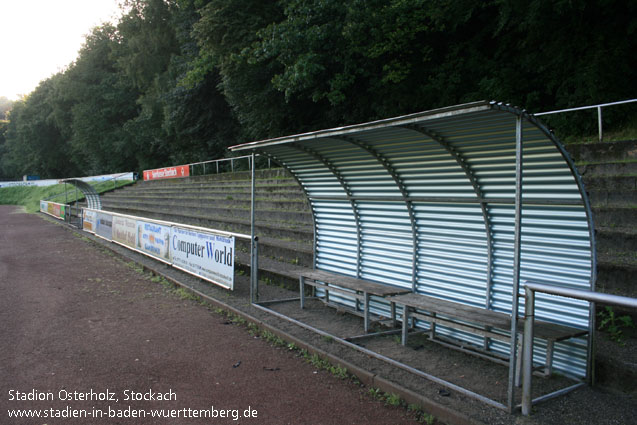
left=171, top=226, right=235, bottom=289
left=112, top=215, right=137, bottom=249
left=136, top=220, right=171, bottom=262
left=83, top=209, right=97, bottom=233
left=95, top=211, right=113, bottom=241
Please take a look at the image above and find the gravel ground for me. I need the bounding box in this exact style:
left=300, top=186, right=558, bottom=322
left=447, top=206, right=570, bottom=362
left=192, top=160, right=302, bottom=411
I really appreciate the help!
left=0, top=206, right=423, bottom=425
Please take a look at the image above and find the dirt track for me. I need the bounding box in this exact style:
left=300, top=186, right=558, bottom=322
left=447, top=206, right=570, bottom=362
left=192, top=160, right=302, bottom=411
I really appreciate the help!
left=0, top=206, right=419, bottom=425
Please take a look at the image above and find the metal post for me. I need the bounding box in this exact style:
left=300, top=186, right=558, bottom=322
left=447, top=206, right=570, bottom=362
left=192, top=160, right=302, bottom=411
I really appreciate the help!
left=64, top=182, right=68, bottom=205
left=250, top=151, right=257, bottom=303
left=522, top=286, right=535, bottom=416
left=231, top=158, right=234, bottom=173
left=597, top=106, right=603, bottom=143
left=203, top=162, right=206, bottom=175
left=216, top=161, right=219, bottom=174
left=251, top=238, right=259, bottom=303
left=507, top=115, right=524, bottom=412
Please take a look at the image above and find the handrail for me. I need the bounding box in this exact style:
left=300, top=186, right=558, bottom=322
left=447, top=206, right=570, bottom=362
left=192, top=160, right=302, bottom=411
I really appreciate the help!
left=188, top=154, right=271, bottom=175
left=521, top=282, right=637, bottom=415
left=143, top=154, right=274, bottom=180
left=534, top=98, right=637, bottom=142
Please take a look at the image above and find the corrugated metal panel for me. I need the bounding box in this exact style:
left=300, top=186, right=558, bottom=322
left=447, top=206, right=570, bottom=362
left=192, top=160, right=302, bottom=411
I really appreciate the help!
left=235, top=102, right=594, bottom=378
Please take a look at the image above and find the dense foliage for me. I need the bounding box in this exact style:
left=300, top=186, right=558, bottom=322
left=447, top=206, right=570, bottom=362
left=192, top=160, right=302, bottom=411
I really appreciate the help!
left=1, top=0, right=635, bottom=179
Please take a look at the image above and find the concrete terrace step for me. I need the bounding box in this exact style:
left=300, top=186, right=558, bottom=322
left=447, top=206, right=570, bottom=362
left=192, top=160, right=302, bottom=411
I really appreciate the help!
left=567, top=139, right=637, bottom=163
left=588, top=190, right=637, bottom=207
left=101, top=199, right=312, bottom=225
left=592, top=206, right=637, bottom=228
left=578, top=161, right=637, bottom=178
left=135, top=176, right=301, bottom=186
left=582, top=175, right=637, bottom=191
left=101, top=196, right=310, bottom=213
left=235, top=249, right=310, bottom=288
left=596, top=261, right=637, bottom=299
left=101, top=205, right=313, bottom=244
left=136, top=173, right=296, bottom=188
left=103, top=191, right=307, bottom=204
left=101, top=207, right=314, bottom=269
left=596, top=227, right=637, bottom=253
left=123, top=181, right=304, bottom=194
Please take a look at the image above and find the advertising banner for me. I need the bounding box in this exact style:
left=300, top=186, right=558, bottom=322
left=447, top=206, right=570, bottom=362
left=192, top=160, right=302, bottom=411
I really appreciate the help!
left=83, top=209, right=97, bottom=232
left=136, top=220, right=171, bottom=262
left=170, top=226, right=235, bottom=289
left=112, top=215, right=137, bottom=249
left=95, top=211, right=113, bottom=241
left=40, top=201, right=65, bottom=220
left=143, top=165, right=189, bottom=181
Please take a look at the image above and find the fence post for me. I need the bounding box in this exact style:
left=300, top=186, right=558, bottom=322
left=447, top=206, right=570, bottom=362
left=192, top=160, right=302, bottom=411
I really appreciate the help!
left=597, top=106, right=603, bottom=143
left=250, top=151, right=258, bottom=303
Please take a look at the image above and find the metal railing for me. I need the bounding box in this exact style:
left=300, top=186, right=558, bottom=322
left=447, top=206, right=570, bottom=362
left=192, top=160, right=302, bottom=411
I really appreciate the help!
left=188, top=154, right=272, bottom=176
left=521, top=282, right=637, bottom=416
left=535, top=98, right=637, bottom=143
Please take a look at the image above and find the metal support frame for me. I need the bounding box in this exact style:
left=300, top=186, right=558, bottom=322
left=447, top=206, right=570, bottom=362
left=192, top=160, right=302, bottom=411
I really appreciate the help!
left=510, top=103, right=599, bottom=384
left=289, top=143, right=363, bottom=278
left=238, top=102, right=598, bottom=415
left=521, top=283, right=637, bottom=416
left=250, top=151, right=259, bottom=303
left=253, top=301, right=508, bottom=410
left=59, top=179, right=102, bottom=210
left=252, top=150, right=319, bottom=269
left=336, top=136, right=419, bottom=291
left=401, top=125, right=495, bottom=311
left=507, top=115, right=524, bottom=412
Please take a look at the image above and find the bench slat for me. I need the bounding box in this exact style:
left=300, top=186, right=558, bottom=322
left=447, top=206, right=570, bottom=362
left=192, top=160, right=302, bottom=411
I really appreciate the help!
left=388, top=292, right=585, bottom=341
left=389, top=293, right=510, bottom=328
left=301, top=270, right=410, bottom=297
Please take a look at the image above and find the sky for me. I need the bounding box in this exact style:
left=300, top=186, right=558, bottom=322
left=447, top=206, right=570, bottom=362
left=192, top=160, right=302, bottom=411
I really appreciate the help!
left=0, top=0, right=122, bottom=100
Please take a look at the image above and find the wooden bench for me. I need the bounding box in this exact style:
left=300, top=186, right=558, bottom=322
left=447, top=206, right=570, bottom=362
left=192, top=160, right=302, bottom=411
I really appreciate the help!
left=387, top=292, right=588, bottom=376
left=299, top=269, right=410, bottom=333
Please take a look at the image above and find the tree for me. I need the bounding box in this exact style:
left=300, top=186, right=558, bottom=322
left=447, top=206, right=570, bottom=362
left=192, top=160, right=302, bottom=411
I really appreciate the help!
left=1, top=76, right=76, bottom=178
left=60, top=24, right=141, bottom=174
left=0, top=96, right=13, bottom=120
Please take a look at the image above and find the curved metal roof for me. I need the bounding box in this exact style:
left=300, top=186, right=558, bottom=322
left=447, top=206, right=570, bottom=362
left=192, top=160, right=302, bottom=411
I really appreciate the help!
left=231, top=100, right=596, bottom=376
left=59, top=179, right=102, bottom=210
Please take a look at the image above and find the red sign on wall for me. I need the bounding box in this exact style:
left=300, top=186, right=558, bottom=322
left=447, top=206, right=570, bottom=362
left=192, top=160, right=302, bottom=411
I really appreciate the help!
left=143, top=165, right=190, bottom=181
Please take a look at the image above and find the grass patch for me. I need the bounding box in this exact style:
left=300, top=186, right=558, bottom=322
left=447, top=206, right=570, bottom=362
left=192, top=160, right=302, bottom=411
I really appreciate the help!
left=0, top=180, right=133, bottom=213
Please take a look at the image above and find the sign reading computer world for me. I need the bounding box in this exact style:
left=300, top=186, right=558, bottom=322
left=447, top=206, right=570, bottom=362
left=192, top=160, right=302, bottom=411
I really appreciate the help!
left=170, top=226, right=235, bottom=290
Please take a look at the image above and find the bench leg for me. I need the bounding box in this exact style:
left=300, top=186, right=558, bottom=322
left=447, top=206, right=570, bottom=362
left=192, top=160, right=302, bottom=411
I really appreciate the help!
left=545, top=341, right=554, bottom=376
left=300, top=276, right=305, bottom=309
left=363, top=292, right=370, bottom=333
left=430, top=312, right=436, bottom=339
left=390, top=302, right=396, bottom=328
left=515, top=336, right=523, bottom=387
left=401, top=305, right=409, bottom=346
